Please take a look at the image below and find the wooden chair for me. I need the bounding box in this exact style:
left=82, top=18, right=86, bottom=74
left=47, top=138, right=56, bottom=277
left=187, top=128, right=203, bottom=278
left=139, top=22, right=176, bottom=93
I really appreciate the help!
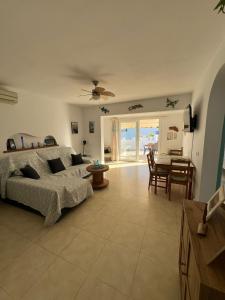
left=168, top=158, right=191, bottom=201
left=147, top=149, right=169, bottom=193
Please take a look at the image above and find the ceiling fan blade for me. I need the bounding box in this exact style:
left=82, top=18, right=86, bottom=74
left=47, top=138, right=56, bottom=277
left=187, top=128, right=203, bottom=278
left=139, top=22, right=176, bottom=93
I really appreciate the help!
left=79, top=94, right=92, bottom=97
left=81, top=89, right=91, bottom=93
left=95, top=87, right=105, bottom=93
left=101, top=91, right=115, bottom=97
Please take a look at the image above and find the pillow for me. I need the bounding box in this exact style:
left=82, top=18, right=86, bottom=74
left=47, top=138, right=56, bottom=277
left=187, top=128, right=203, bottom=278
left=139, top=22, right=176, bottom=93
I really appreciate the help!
left=20, top=165, right=40, bottom=179
left=71, top=153, right=84, bottom=166
left=47, top=158, right=65, bottom=174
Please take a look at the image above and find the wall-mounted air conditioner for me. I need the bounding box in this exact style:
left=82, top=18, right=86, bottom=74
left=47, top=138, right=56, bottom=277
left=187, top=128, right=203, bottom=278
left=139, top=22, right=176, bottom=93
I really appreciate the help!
left=0, top=89, right=18, bottom=104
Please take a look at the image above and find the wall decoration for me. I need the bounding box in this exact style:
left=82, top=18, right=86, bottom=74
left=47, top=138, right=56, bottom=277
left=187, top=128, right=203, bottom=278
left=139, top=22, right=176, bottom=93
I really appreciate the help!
left=82, top=140, right=87, bottom=156
left=167, top=132, right=174, bottom=140
left=214, top=0, right=225, bottom=14
left=71, top=122, right=78, bottom=134
left=169, top=126, right=179, bottom=132
left=6, top=139, right=16, bottom=151
left=89, top=121, right=95, bottom=133
left=166, top=98, right=179, bottom=109
left=44, top=136, right=58, bottom=146
left=4, top=133, right=58, bottom=153
left=128, top=104, right=143, bottom=111
left=100, top=106, right=110, bottom=114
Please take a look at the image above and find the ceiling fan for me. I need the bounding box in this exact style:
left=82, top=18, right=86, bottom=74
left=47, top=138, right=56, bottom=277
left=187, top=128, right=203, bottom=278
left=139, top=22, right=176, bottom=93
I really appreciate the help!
left=80, top=80, right=115, bottom=101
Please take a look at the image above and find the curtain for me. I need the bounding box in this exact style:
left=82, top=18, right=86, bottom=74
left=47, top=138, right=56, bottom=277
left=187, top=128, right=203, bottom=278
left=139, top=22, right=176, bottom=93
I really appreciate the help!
left=111, top=118, right=119, bottom=161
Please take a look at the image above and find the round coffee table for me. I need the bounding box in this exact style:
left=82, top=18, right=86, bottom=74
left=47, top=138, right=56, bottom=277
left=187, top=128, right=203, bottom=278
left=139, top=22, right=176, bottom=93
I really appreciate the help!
left=86, top=165, right=109, bottom=189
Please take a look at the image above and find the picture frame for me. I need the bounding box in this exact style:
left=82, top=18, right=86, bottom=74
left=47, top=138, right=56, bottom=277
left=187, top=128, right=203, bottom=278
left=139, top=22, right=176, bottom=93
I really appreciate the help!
left=206, top=186, right=225, bottom=221
left=167, top=131, right=173, bottom=140
left=71, top=122, right=78, bottom=134
left=89, top=121, right=95, bottom=133
left=6, top=138, right=16, bottom=151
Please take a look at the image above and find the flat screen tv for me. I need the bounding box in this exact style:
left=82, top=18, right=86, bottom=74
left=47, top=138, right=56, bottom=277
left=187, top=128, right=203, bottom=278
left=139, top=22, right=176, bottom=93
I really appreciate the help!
left=184, top=105, right=197, bottom=132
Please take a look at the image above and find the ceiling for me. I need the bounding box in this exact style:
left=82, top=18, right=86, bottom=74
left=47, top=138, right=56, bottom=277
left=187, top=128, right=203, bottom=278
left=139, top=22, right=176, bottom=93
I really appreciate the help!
left=0, top=0, right=225, bottom=105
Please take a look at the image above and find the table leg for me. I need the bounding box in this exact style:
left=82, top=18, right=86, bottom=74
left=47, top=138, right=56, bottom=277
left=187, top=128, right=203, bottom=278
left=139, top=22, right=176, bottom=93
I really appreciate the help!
left=155, top=175, right=157, bottom=194
left=188, top=168, right=193, bottom=200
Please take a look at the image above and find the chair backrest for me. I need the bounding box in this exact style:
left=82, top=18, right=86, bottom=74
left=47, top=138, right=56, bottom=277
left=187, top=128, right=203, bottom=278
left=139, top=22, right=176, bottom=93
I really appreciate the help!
left=149, top=149, right=155, bottom=168
left=147, top=149, right=155, bottom=170
left=170, top=158, right=191, bottom=179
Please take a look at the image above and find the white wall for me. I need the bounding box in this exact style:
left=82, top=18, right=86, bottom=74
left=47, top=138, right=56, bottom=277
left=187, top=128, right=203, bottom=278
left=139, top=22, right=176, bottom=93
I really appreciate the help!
left=67, top=104, right=84, bottom=153
left=159, top=113, right=183, bottom=154
left=188, top=39, right=225, bottom=201
left=82, top=93, right=191, bottom=159
left=0, top=90, right=84, bottom=155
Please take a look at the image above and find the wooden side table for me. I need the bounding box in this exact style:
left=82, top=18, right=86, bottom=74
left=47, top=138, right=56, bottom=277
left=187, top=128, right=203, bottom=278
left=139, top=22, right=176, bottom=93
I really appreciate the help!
left=86, top=165, right=109, bottom=189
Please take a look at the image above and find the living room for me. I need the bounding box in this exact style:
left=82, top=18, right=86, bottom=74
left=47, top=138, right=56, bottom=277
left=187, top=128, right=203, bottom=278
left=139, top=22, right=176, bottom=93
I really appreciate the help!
left=0, top=1, right=225, bottom=300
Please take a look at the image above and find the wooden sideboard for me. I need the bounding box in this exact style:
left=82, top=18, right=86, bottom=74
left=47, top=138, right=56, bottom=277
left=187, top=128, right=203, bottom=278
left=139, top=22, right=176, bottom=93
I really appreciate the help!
left=179, top=200, right=225, bottom=300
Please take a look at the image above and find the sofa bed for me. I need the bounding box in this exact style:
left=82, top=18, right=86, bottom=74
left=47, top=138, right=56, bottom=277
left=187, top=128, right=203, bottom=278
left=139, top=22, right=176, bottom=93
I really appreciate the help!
left=0, top=146, right=93, bottom=225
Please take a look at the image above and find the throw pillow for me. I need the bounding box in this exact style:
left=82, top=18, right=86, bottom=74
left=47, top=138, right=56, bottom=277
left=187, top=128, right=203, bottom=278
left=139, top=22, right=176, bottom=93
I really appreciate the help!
left=20, top=165, right=40, bottom=179
left=47, top=158, right=66, bottom=173
left=71, top=153, right=84, bottom=166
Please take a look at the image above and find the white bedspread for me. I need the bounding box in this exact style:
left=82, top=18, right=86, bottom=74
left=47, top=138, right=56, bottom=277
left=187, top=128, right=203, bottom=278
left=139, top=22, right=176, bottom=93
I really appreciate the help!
left=0, top=147, right=93, bottom=225
left=6, top=172, right=93, bottom=225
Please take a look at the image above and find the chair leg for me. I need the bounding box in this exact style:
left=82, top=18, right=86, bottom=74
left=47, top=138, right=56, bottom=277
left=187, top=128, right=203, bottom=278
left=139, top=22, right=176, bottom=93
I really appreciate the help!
left=168, top=181, right=171, bottom=201
left=148, top=175, right=151, bottom=190
left=185, top=184, right=188, bottom=199
left=154, top=176, right=157, bottom=194
left=165, top=176, right=168, bottom=194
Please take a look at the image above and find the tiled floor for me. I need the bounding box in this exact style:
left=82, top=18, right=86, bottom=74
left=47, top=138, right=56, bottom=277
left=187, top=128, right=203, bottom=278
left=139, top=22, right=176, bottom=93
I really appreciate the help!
left=0, top=164, right=184, bottom=300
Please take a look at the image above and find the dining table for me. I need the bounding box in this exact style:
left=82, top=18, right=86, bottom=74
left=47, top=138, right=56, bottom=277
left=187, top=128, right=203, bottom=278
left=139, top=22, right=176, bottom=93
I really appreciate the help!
left=155, top=154, right=195, bottom=200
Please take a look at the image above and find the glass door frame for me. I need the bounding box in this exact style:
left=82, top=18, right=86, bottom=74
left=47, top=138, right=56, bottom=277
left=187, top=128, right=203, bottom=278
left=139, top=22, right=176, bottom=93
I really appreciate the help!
left=119, top=117, right=161, bottom=161
left=119, top=119, right=139, bottom=161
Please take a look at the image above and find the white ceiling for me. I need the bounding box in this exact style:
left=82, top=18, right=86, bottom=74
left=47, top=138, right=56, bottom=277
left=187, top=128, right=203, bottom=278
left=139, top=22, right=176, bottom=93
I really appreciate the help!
left=0, top=0, right=225, bottom=104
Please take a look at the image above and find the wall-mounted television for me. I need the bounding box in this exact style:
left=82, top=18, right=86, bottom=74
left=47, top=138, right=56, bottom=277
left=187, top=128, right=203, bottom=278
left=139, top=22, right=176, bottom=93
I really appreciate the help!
left=184, top=105, right=197, bottom=132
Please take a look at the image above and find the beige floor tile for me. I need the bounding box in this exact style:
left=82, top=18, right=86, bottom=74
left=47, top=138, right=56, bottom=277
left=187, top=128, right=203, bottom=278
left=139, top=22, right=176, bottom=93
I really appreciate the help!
left=141, top=228, right=179, bottom=273
left=109, top=221, right=145, bottom=251
left=82, top=211, right=120, bottom=239
left=146, top=209, right=180, bottom=238
left=0, top=225, right=32, bottom=272
left=131, top=253, right=180, bottom=300
left=121, top=209, right=149, bottom=227
left=60, top=231, right=105, bottom=272
left=76, top=276, right=128, bottom=300
left=36, top=223, right=80, bottom=254
left=0, top=165, right=183, bottom=300
left=90, top=241, right=139, bottom=295
left=60, top=206, right=97, bottom=230
left=5, top=212, right=44, bottom=242
left=23, top=257, right=86, bottom=300
left=100, top=201, right=128, bottom=218
left=0, top=288, right=12, bottom=300
left=0, top=244, right=56, bottom=299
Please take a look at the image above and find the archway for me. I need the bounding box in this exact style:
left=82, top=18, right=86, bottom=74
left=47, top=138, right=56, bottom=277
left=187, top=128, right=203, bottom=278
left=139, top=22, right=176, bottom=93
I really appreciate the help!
left=199, top=63, right=225, bottom=201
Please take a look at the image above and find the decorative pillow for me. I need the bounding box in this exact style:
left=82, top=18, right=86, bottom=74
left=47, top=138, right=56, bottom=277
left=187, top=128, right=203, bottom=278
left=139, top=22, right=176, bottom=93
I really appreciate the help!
left=20, top=165, right=40, bottom=179
left=71, top=153, right=84, bottom=166
left=47, top=158, right=65, bottom=174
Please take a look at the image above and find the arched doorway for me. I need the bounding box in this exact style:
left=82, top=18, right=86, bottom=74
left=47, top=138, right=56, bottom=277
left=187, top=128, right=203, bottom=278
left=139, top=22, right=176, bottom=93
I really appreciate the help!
left=200, top=63, right=225, bottom=200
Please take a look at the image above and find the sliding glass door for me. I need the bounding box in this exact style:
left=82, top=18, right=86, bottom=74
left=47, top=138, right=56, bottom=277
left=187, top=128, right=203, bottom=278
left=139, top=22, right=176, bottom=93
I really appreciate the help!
left=119, top=118, right=160, bottom=161
left=120, top=121, right=137, bottom=161
left=139, top=119, right=159, bottom=160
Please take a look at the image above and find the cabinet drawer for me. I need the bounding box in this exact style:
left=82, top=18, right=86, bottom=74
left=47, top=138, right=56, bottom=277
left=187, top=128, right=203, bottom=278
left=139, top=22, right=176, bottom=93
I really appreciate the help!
left=187, top=246, right=200, bottom=300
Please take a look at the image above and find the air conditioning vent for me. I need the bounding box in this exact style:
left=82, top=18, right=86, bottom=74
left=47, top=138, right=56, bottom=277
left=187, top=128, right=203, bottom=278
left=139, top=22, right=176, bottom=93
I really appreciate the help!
left=0, top=89, right=18, bottom=104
